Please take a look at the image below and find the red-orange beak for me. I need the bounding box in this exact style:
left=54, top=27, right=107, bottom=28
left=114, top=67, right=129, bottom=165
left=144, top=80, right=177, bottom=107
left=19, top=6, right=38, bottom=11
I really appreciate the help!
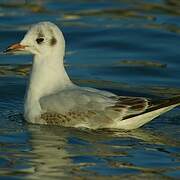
left=3, top=43, right=28, bottom=54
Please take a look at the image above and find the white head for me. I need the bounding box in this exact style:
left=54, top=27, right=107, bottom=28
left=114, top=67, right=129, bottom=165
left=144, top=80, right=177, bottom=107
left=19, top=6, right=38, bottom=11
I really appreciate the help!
left=4, top=21, right=65, bottom=58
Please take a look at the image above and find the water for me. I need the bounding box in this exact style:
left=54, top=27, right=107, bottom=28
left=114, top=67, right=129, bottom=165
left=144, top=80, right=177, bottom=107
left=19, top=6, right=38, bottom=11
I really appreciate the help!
left=0, top=0, right=180, bottom=179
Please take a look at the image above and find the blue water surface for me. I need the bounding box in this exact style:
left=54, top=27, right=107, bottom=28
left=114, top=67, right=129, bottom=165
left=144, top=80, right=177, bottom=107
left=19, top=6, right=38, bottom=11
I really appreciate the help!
left=0, top=0, right=179, bottom=179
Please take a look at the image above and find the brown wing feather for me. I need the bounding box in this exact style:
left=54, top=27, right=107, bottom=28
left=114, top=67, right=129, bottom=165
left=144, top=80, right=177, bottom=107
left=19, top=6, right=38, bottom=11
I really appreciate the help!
left=122, top=96, right=180, bottom=120
left=109, top=96, right=149, bottom=118
left=41, top=110, right=98, bottom=127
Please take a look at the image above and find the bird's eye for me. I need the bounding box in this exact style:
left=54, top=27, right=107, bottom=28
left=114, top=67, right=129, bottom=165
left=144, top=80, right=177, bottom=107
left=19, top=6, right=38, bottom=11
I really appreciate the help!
left=36, top=37, right=44, bottom=44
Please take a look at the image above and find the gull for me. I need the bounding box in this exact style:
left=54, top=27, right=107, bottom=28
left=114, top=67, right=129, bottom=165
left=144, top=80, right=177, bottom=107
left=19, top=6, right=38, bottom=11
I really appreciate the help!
left=4, top=21, right=180, bottom=130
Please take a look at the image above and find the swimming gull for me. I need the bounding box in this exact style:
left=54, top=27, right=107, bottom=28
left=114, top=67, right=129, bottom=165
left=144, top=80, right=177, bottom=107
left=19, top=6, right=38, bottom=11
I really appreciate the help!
left=3, top=21, right=180, bottom=129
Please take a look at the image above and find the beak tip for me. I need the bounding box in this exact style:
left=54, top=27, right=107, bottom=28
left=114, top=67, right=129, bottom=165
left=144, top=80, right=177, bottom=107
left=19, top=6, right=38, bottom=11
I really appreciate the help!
left=3, top=49, right=8, bottom=53
left=3, top=48, right=13, bottom=54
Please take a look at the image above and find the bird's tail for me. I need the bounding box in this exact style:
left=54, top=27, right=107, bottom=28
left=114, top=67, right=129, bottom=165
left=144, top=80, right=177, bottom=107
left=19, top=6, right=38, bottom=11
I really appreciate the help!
left=116, top=96, right=180, bottom=130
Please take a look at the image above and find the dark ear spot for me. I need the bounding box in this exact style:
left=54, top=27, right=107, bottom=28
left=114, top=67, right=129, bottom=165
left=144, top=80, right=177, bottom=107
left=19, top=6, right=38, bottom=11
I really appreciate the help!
left=50, top=37, right=57, bottom=46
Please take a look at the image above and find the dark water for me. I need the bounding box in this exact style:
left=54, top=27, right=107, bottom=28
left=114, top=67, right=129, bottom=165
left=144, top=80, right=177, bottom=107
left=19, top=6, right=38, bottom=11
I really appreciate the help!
left=0, top=0, right=180, bottom=179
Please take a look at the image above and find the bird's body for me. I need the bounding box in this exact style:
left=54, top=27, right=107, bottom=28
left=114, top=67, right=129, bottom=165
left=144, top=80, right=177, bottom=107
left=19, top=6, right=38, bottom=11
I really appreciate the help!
left=4, top=22, right=180, bottom=130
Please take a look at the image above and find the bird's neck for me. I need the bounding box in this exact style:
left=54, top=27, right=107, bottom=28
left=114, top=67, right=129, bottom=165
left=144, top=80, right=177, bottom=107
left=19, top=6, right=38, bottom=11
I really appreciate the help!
left=28, top=54, right=72, bottom=97
left=24, top=53, right=73, bottom=122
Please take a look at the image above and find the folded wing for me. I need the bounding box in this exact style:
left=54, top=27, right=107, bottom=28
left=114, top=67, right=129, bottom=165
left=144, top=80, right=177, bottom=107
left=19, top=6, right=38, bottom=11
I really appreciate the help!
left=39, top=88, right=150, bottom=128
